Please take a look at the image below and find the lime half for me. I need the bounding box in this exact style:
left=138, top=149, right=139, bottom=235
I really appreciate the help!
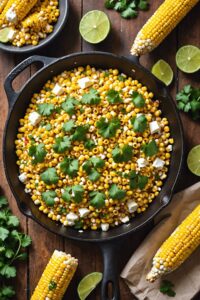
left=78, top=272, right=103, bottom=300
left=151, top=59, right=173, bottom=86
left=176, top=45, right=200, bottom=73
left=0, top=27, right=12, bottom=43
left=79, top=10, right=110, bottom=44
left=187, top=145, right=200, bottom=176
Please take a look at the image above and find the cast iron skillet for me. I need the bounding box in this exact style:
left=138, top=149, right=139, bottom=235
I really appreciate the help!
left=0, top=0, right=68, bottom=53
left=3, top=52, right=184, bottom=300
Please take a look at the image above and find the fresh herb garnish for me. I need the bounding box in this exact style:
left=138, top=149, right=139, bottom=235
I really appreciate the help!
left=0, top=196, right=31, bottom=299
left=28, top=143, right=47, bottom=164
left=42, top=191, right=57, bottom=206
left=40, top=168, right=59, bottom=185
left=132, top=91, right=145, bottom=107
left=106, top=90, right=123, bottom=104
left=62, top=185, right=84, bottom=203
left=126, top=171, right=148, bottom=190
left=160, top=280, right=176, bottom=297
left=74, top=220, right=84, bottom=229
left=131, top=115, right=147, bottom=133
left=89, top=191, right=106, bottom=208
left=62, top=120, right=75, bottom=132
left=83, top=157, right=105, bottom=182
left=176, top=85, right=200, bottom=120
left=81, top=88, right=101, bottom=105
left=118, top=74, right=126, bottom=81
left=37, top=103, right=55, bottom=116
left=109, top=184, right=126, bottom=200
left=96, top=117, right=121, bottom=138
left=61, top=97, right=78, bottom=116
left=52, top=136, right=71, bottom=153
left=59, top=158, right=79, bottom=178
left=49, top=280, right=57, bottom=291
left=112, top=144, right=133, bottom=163
left=84, top=139, right=96, bottom=150
left=142, top=140, right=158, bottom=157
left=45, top=124, right=52, bottom=131
left=71, top=125, right=89, bottom=142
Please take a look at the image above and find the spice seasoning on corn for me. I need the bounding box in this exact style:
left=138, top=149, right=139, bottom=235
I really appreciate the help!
left=15, top=66, right=173, bottom=231
left=0, top=0, right=59, bottom=47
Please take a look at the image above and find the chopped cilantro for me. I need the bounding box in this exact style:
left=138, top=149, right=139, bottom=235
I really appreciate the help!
left=112, top=144, right=133, bottom=163
left=109, top=184, right=126, bottom=200
left=89, top=191, right=106, bottom=208
left=96, top=117, right=121, bottom=138
left=62, top=120, right=75, bottom=132
left=37, top=103, right=55, bottom=116
left=72, top=125, right=89, bottom=141
left=28, top=143, right=47, bottom=164
left=118, top=74, right=126, bottom=82
left=61, top=97, right=78, bottom=116
left=83, top=157, right=104, bottom=182
left=88, top=169, right=101, bottom=182
left=84, top=139, right=96, bottom=150
left=90, top=157, right=105, bottom=168
left=42, top=191, right=57, bottom=206
left=160, top=280, right=176, bottom=297
left=45, top=124, right=52, bottom=131
left=62, top=185, right=84, bottom=203
left=127, top=171, right=148, bottom=190
left=132, top=91, right=145, bottom=108
left=106, top=90, right=123, bottom=104
left=121, top=7, right=138, bottom=18
left=142, top=140, right=158, bottom=157
left=105, top=0, right=115, bottom=9
left=59, top=158, right=79, bottom=178
left=40, top=168, right=59, bottom=185
left=114, top=0, right=127, bottom=11
left=131, top=115, right=147, bottom=133
left=53, top=136, right=71, bottom=153
left=104, top=71, right=110, bottom=77
left=81, top=88, right=101, bottom=105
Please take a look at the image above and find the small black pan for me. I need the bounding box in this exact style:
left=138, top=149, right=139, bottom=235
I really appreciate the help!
left=0, top=0, right=69, bottom=54
left=3, top=52, right=184, bottom=300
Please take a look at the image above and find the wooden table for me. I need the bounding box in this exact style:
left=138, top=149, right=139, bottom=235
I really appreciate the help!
left=0, top=1, right=200, bottom=299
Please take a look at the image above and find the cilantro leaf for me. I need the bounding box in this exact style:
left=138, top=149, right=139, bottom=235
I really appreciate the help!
left=138, top=0, right=149, bottom=10
left=72, top=125, right=89, bottom=141
left=132, top=91, right=145, bottom=107
left=89, top=192, right=106, bottom=208
left=82, top=160, right=93, bottom=174
left=49, top=280, right=57, bottom=291
left=62, top=185, right=84, bottom=203
left=53, top=136, right=71, bottom=153
left=45, top=124, right=52, bottom=131
left=20, top=234, right=32, bottom=247
left=112, top=144, right=133, bottom=163
left=88, top=169, right=101, bottom=182
left=42, top=191, right=57, bottom=206
left=118, top=74, right=126, bottom=82
left=37, top=103, right=55, bottom=116
left=138, top=174, right=148, bottom=189
left=0, top=265, right=16, bottom=278
left=62, top=120, right=75, bottom=132
left=28, top=143, right=47, bottom=164
left=131, top=115, right=147, bottom=133
left=0, top=286, right=15, bottom=298
left=126, top=171, right=148, bottom=190
left=142, top=140, right=158, bottom=157
left=114, top=0, right=127, bottom=11
left=61, top=97, right=78, bottom=116
left=5, top=249, right=15, bottom=259
left=60, top=158, right=79, bottom=177
left=83, top=157, right=104, bottom=181
left=7, top=216, right=19, bottom=227
left=40, top=168, right=59, bottom=184
left=96, top=117, right=121, bottom=138
left=84, top=139, right=96, bottom=150
left=74, top=220, right=84, bottom=229
left=106, top=90, right=123, bottom=104
left=160, top=280, right=176, bottom=297
left=90, top=157, right=105, bottom=168
left=121, top=7, right=138, bottom=19
left=105, top=0, right=115, bottom=9
left=0, top=227, right=9, bottom=241
left=0, top=196, right=8, bottom=208
left=81, top=88, right=101, bottom=105
left=109, top=184, right=126, bottom=200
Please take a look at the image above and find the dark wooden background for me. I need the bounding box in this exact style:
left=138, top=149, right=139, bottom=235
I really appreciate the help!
left=0, top=1, right=200, bottom=299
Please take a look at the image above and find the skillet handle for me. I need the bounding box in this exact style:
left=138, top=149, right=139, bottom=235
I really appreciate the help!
left=99, top=242, right=121, bottom=300
left=4, top=55, right=56, bottom=108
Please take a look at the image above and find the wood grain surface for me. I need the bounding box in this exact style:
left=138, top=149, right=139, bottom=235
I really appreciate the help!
left=0, top=1, right=200, bottom=299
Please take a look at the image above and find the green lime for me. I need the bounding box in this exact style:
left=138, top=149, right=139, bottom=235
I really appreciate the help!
left=78, top=272, right=103, bottom=300
left=79, top=10, right=110, bottom=44
left=176, top=45, right=200, bottom=73
left=151, top=59, right=173, bottom=86
left=187, top=145, right=200, bottom=176
left=0, top=27, right=12, bottom=43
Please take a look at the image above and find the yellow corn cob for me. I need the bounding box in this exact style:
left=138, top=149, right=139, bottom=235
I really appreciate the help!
left=147, top=205, right=200, bottom=282
left=22, top=10, right=48, bottom=30
left=31, top=250, right=78, bottom=300
left=0, top=0, right=38, bottom=25
left=0, top=0, right=9, bottom=14
left=131, top=0, right=200, bottom=56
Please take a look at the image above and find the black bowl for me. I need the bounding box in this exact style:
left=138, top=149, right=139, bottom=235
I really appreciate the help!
left=0, top=0, right=69, bottom=54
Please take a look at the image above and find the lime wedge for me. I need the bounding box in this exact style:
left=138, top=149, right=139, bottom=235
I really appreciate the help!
left=151, top=59, right=173, bottom=86
left=0, top=27, right=12, bottom=43
left=187, top=145, right=200, bottom=176
left=78, top=272, right=103, bottom=300
left=176, top=45, right=200, bottom=73
left=79, top=10, right=110, bottom=44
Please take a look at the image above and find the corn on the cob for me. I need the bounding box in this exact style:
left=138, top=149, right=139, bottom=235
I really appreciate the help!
left=147, top=205, right=200, bottom=282
left=0, top=0, right=9, bottom=14
left=131, top=0, right=200, bottom=56
left=22, top=10, right=48, bottom=30
left=31, top=250, right=78, bottom=300
left=0, top=0, right=38, bottom=25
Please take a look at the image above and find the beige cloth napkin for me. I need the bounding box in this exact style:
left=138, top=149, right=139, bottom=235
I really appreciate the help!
left=121, top=182, right=200, bottom=300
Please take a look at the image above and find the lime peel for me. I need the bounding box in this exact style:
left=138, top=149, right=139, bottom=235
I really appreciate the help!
left=151, top=59, right=173, bottom=86
left=176, top=45, right=200, bottom=73
left=0, top=27, right=14, bottom=43
left=78, top=272, right=103, bottom=300
left=187, top=145, right=200, bottom=176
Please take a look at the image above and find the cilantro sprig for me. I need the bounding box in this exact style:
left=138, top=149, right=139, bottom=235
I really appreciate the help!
left=142, top=140, right=158, bottom=157
left=0, top=196, right=31, bottom=300
left=40, top=168, right=59, bottom=185
left=89, top=191, right=106, bottom=208
left=132, top=91, right=145, bottom=108
left=42, top=191, right=57, bottom=206
left=125, top=171, right=148, bottom=190
left=83, top=157, right=105, bottom=182
left=37, top=103, right=55, bottom=116
left=131, top=114, right=147, bottom=133
left=106, top=90, right=123, bottom=104
left=81, top=88, right=101, bottom=105
left=62, top=185, right=84, bottom=203
left=52, top=136, right=71, bottom=153
left=96, top=117, right=121, bottom=138
left=160, top=280, right=176, bottom=297
left=112, top=144, right=133, bottom=163
left=61, top=97, right=79, bottom=116
left=59, top=157, right=79, bottom=178
left=28, top=143, right=47, bottom=164
left=109, top=184, right=126, bottom=200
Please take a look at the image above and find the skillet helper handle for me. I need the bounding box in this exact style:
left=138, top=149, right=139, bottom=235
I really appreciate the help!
left=4, top=55, right=56, bottom=108
left=100, top=242, right=121, bottom=300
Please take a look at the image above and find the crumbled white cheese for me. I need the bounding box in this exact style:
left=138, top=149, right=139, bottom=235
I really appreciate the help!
left=24, top=188, right=31, bottom=194
left=28, top=112, right=41, bottom=126
left=153, top=158, right=165, bottom=169
left=127, top=200, right=138, bottom=213
left=167, top=145, right=173, bottom=152
left=7, top=28, right=16, bottom=40
left=34, top=200, right=41, bottom=205
left=78, top=77, right=93, bottom=89
left=149, top=121, right=160, bottom=134
left=137, top=113, right=143, bottom=118
left=66, top=212, right=79, bottom=222
left=52, top=83, right=64, bottom=95
left=6, top=6, right=17, bottom=23
left=101, top=223, right=109, bottom=232
left=120, top=216, right=130, bottom=223
left=78, top=208, right=90, bottom=218
left=137, top=158, right=147, bottom=168
left=18, top=173, right=27, bottom=183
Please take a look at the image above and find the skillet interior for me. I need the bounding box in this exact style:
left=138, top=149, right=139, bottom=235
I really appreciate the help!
left=3, top=52, right=184, bottom=242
